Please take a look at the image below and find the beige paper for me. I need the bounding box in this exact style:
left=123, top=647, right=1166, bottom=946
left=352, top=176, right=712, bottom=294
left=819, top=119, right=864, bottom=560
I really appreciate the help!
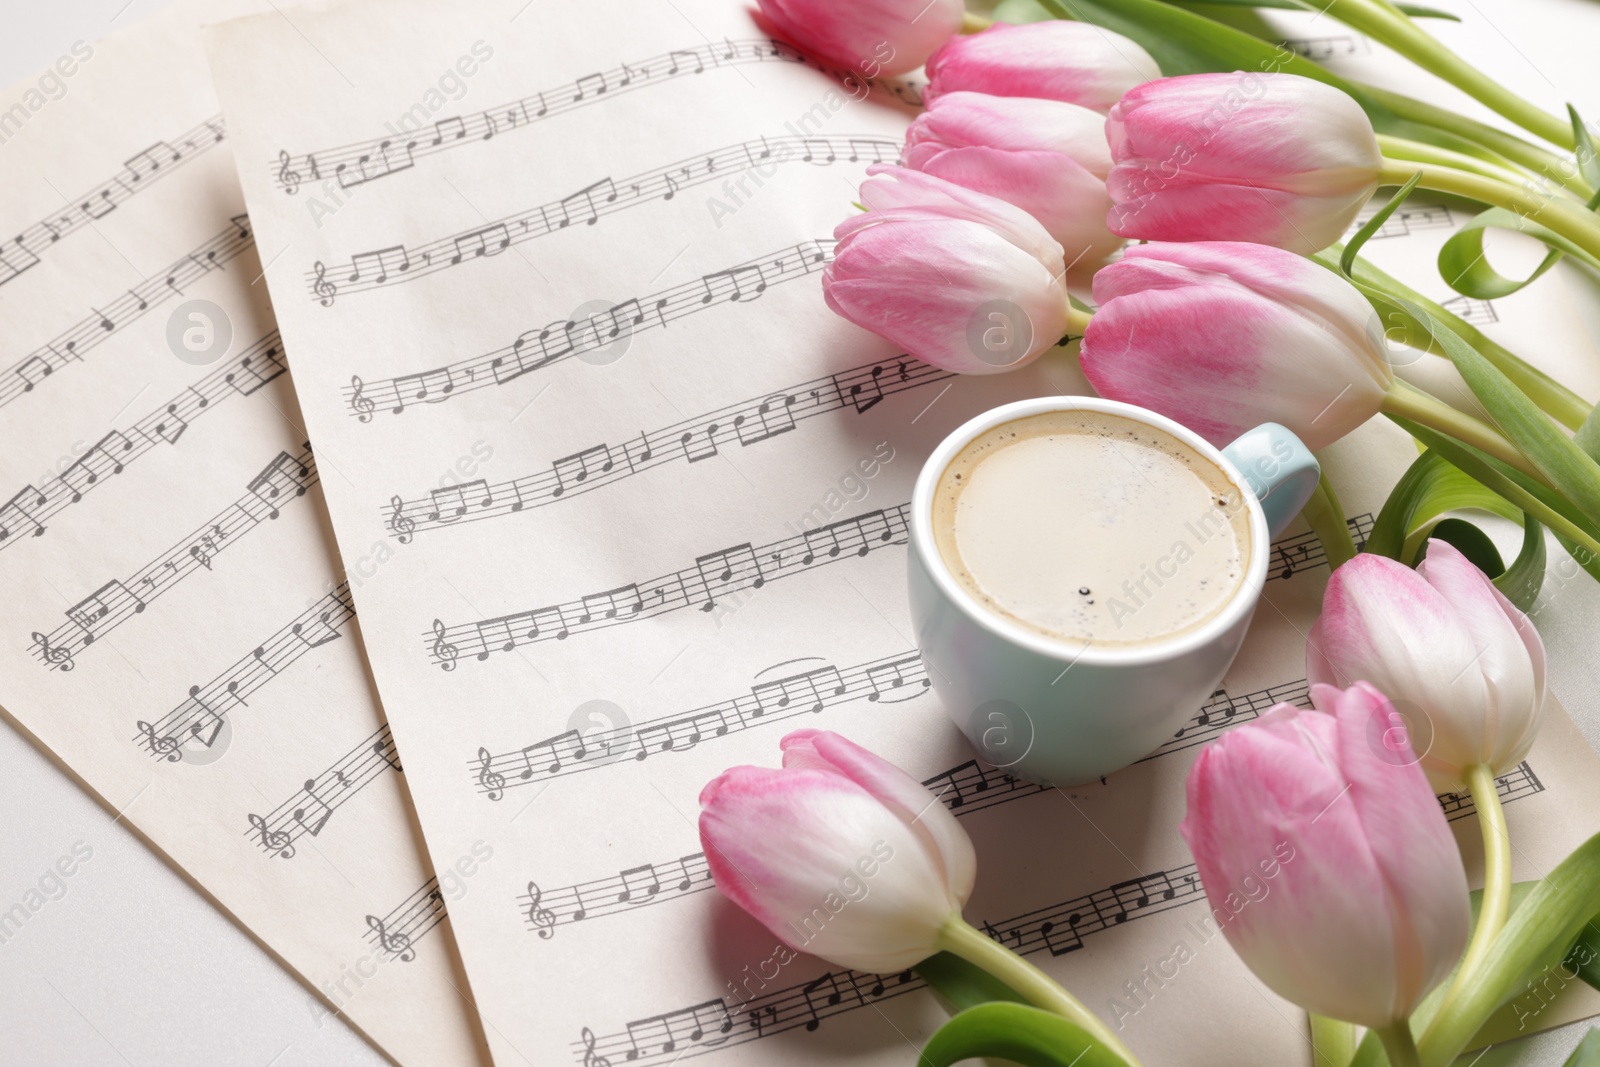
left=0, top=2, right=489, bottom=1063
left=202, top=1, right=1600, bottom=1063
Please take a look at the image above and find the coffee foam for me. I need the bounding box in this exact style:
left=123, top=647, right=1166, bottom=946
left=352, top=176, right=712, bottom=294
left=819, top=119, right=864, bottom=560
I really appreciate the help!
left=932, top=409, right=1252, bottom=646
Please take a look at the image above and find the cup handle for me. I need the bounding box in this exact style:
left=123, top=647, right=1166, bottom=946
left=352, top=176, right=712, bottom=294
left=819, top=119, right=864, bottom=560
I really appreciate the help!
left=1220, top=423, right=1321, bottom=541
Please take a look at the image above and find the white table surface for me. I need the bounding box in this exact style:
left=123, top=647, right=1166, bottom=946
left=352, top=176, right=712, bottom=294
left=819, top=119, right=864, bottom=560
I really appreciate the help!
left=0, top=0, right=1597, bottom=1064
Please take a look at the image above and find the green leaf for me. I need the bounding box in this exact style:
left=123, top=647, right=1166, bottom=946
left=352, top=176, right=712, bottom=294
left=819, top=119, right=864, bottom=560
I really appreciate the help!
left=1571, top=106, right=1600, bottom=191
left=1422, top=832, right=1600, bottom=1065
left=915, top=951, right=1028, bottom=1013
left=919, top=1002, right=1131, bottom=1067
left=1387, top=418, right=1600, bottom=584
left=1169, top=0, right=1459, bottom=18
left=1564, top=912, right=1600, bottom=992
left=1343, top=172, right=1424, bottom=275
left=1576, top=403, right=1600, bottom=463
left=1564, top=1030, right=1600, bottom=1067
left=1352, top=283, right=1600, bottom=534
left=1365, top=449, right=1544, bottom=608
left=1435, top=207, right=1595, bottom=299
left=1427, top=517, right=1506, bottom=575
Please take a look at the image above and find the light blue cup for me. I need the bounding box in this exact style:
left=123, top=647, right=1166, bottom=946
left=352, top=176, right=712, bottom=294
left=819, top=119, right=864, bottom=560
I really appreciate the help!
left=908, top=396, right=1320, bottom=786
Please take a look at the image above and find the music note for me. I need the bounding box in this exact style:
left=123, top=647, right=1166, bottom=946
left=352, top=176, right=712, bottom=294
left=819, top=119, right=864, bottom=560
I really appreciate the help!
left=580, top=1027, right=611, bottom=1067
left=293, top=778, right=333, bottom=837
left=477, top=747, right=506, bottom=800
left=388, top=495, right=416, bottom=543
left=427, top=480, right=493, bottom=523
left=693, top=543, right=763, bottom=610
left=348, top=245, right=411, bottom=284
left=551, top=445, right=616, bottom=496
left=1, top=485, right=49, bottom=541
left=366, top=914, right=416, bottom=961
left=248, top=813, right=295, bottom=858
left=451, top=224, right=510, bottom=263
left=618, top=863, right=661, bottom=903
left=277, top=149, right=302, bottom=194
left=349, top=375, right=375, bottom=422
left=526, top=881, right=557, bottom=939
left=749, top=665, right=847, bottom=717
left=373, top=734, right=403, bottom=772
left=431, top=619, right=460, bottom=671
left=313, top=261, right=337, bottom=305
left=732, top=394, right=796, bottom=446
left=245, top=451, right=312, bottom=519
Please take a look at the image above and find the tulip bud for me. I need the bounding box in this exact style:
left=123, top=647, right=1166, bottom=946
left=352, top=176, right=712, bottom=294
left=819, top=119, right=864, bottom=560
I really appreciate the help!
left=1079, top=241, right=1391, bottom=450
left=755, top=0, right=964, bottom=78
left=1308, top=540, right=1547, bottom=791
left=904, top=92, right=1123, bottom=264
left=698, top=730, right=977, bottom=973
left=925, top=21, right=1161, bottom=112
left=1181, top=682, right=1470, bottom=1029
left=1105, top=73, right=1383, bottom=254
left=824, top=165, right=1071, bottom=374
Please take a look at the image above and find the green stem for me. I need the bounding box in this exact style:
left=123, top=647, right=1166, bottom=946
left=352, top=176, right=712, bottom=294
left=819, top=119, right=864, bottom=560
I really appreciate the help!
left=1381, top=380, right=1543, bottom=482
left=1325, top=249, right=1592, bottom=430
left=1377, top=134, right=1537, bottom=189
left=1361, top=84, right=1593, bottom=198
left=1380, top=159, right=1600, bottom=264
left=1310, top=1013, right=1359, bottom=1067
left=1326, top=0, right=1572, bottom=148
left=937, top=917, right=1142, bottom=1066
left=1302, top=471, right=1359, bottom=570
left=1377, top=1021, right=1423, bottom=1067
left=960, top=11, right=991, bottom=32
left=1065, top=304, right=1094, bottom=338
left=1429, top=765, right=1514, bottom=1027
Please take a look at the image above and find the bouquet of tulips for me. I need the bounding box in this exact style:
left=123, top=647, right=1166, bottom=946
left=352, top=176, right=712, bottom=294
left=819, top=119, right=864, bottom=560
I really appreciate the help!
left=694, top=0, right=1600, bottom=1064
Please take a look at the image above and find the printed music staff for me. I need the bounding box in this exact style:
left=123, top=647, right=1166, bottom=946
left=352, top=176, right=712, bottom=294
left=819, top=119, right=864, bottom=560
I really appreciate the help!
left=0, top=115, right=227, bottom=289
left=0, top=214, right=255, bottom=412
left=363, top=877, right=452, bottom=962
left=29, top=443, right=319, bottom=670
left=305, top=135, right=896, bottom=301
left=427, top=502, right=909, bottom=667
left=340, top=239, right=835, bottom=419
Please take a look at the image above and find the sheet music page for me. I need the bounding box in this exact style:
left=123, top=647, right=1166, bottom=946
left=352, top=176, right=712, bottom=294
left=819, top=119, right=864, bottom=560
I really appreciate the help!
left=0, top=3, right=490, bottom=1063
left=204, top=1, right=1600, bottom=1063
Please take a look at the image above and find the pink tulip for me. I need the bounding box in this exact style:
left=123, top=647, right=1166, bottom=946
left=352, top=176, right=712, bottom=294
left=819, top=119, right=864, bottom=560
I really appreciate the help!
left=1079, top=241, right=1391, bottom=450
left=1181, top=682, right=1470, bottom=1029
left=904, top=92, right=1123, bottom=264
left=1308, top=540, right=1547, bottom=791
left=699, top=730, right=976, bottom=973
left=925, top=21, right=1161, bottom=112
left=755, top=0, right=964, bottom=78
left=1105, top=73, right=1383, bottom=254
left=824, top=165, right=1071, bottom=374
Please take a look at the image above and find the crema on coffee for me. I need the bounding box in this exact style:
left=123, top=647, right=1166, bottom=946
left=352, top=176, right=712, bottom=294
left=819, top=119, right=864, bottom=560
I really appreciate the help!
left=932, top=409, right=1252, bottom=646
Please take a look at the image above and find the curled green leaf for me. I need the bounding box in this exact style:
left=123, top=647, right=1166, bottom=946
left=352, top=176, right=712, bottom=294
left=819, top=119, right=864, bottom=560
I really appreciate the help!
left=919, top=1001, right=1132, bottom=1067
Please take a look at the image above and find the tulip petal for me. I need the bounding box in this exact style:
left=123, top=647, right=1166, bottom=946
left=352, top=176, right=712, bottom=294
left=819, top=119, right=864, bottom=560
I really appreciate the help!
left=782, top=730, right=977, bottom=907
left=923, top=21, right=1160, bottom=112
left=1329, top=682, right=1471, bottom=1021
left=856, top=164, right=1067, bottom=272
left=1417, top=539, right=1547, bottom=770
left=757, top=0, right=964, bottom=77
left=699, top=764, right=957, bottom=972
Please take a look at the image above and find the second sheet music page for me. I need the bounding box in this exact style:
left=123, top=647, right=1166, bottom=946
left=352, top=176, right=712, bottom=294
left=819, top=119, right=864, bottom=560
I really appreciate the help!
left=204, top=0, right=1600, bottom=1063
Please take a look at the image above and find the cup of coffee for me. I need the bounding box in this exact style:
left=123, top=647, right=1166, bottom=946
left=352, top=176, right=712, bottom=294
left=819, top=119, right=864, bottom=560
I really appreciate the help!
left=909, top=396, right=1320, bottom=786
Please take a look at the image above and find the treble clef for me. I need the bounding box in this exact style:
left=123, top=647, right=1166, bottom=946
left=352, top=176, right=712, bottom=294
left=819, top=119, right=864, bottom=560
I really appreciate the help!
left=247, top=813, right=295, bottom=858
left=136, top=721, right=182, bottom=762
left=477, top=746, right=505, bottom=800
left=313, top=260, right=336, bottom=306
left=432, top=619, right=459, bottom=672
left=350, top=375, right=376, bottom=423
left=526, top=881, right=557, bottom=939
left=389, top=495, right=415, bottom=544
left=580, top=1027, right=611, bottom=1067
left=365, top=914, right=416, bottom=962
left=277, top=149, right=302, bottom=195
left=32, top=631, right=74, bottom=672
